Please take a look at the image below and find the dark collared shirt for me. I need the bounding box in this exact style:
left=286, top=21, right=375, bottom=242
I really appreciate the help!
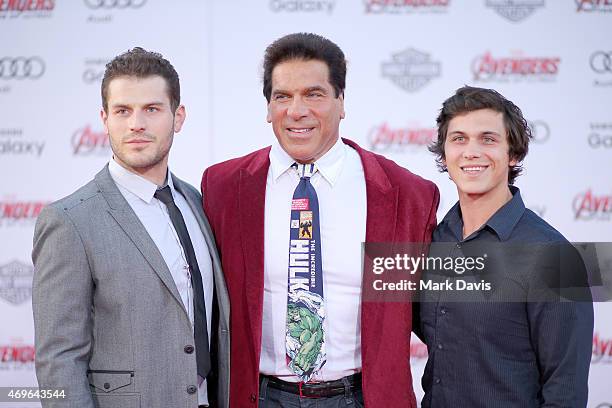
left=418, top=186, right=593, bottom=408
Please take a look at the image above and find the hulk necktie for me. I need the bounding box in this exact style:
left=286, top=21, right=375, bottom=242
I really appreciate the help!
left=285, top=163, right=326, bottom=381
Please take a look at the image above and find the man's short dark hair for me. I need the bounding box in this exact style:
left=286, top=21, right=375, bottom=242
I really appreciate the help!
left=262, top=33, right=346, bottom=103
left=430, top=86, right=532, bottom=185
left=101, top=47, right=180, bottom=113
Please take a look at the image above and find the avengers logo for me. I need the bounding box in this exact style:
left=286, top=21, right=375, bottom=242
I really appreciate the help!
left=0, top=260, right=33, bottom=305
left=0, top=57, right=45, bottom=79
left=590, top=51, right=612, bottom=73
left=573, top=189, right=612, bottom=220
left=382, top=48, right=441, bottom=92
left=592, top=333, right=612, bottom=363
left=527, top=120, right=550, bottom=143
left=0, top=200, right=47, bottom=224
left=368, top=122, right=435, bottom=152
left=0, top=0, right=54, bottom=15
left=364, top=0, right=449, bottom=13
left=84, top=0, right=147, bottom=9
left=485, top=0, right=545, bottom=22
left=0, top=344, right=35, bottom=369
left=72, top=125, right=110, bottom=155
left=576, top=0, right=612, bottom=12
left=472, top=51, right=560, bottom=81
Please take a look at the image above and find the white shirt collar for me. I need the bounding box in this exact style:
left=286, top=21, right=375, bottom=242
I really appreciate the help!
left=268, top=137, right=346, bottom=187
left=108, top=158, right=174, bottom=204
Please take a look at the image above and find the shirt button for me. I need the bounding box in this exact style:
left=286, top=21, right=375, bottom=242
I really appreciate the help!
left=184, top=345, right=194, bottom=354
left=250, top=393, right=257, bottom=402
left=103, top=382, right=110, bottom=390
left=434, top=377, right=441, bottom=384
left=437, top=343, right=443, bottom=350
left=456, top=243, right=461, bottom=249
left=186, top=385, right=197, bottom=394
left=440, top=307, right=447, bottom=315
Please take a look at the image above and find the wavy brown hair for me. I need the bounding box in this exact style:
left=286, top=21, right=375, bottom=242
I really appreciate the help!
left=430, top=86, right=532, bottom=185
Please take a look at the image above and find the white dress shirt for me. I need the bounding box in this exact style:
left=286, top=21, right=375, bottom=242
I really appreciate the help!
left=260, top=138, right=367, bottom=382
left=108, top=159, right=213, bottom=405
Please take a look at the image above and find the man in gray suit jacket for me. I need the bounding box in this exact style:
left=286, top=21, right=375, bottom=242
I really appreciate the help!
left=32, top=48, right=229, bottom=408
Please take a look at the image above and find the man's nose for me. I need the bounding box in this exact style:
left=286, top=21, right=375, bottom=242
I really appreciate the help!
left=128, top=111, right=146, bottom=132
left=287, top=97, right=309, bottom=120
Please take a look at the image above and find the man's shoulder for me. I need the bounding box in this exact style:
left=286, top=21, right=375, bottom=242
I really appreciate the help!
left=517, top=208, right=567, bottom=243
left=46, top=177, right=102, bottom=214
left=203, top=146, right=271, bottom=188
left=349, top=140, right=437, bottom=193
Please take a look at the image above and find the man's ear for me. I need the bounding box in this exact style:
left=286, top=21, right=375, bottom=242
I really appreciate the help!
left=101, top=108, right=109, bottom=135
left=174, top=105, right=186, bottom=133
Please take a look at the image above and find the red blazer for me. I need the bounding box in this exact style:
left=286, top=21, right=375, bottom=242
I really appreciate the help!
left=202, top=138, right=439, bottom=407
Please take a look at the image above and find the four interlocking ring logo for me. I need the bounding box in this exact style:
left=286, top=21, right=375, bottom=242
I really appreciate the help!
left=84, top=0, right=147, bottom=9
left=590, top=51, right=612, bottom=73
left=528, top=120, right=550, bottom=144
left=0, top=57, right=45, bottom=79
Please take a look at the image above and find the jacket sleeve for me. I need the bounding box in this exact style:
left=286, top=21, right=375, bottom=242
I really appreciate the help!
left=32, top=206, right=95, bottom=408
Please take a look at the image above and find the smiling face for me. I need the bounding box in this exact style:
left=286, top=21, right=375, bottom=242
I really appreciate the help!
left=101, top=75, right=185, bottom=184
left=443, top=108, right=517, bottom=204
left=267, top=59, right=345, bottom=164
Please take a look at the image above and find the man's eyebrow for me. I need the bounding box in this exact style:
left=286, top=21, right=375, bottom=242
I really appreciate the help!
left=110, top=101, right=165, bottom=108
left=304, top=86, right=328, bottom=93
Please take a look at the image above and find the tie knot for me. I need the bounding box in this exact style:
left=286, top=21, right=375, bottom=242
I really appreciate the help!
left=154, top=185, right=174, bottom=205
left=293, top=163, right=317, bottom=179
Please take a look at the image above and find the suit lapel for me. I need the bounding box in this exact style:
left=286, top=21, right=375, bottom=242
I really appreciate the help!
left=94, top=166, right=186, bottom=315
left=173, top=175, right=230, bottom=330
left=347, top=139, right=399, bottom=369
left=238, top=154, right=270, bottom=359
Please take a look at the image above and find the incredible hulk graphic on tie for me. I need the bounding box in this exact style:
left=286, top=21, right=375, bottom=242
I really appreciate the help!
left=286, top=163, right=326, bottom=381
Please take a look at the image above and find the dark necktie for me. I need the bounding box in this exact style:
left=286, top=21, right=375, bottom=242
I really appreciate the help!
left=154, top=186, right=211, bottom=379
left=285, top=163, right=326, bottom=381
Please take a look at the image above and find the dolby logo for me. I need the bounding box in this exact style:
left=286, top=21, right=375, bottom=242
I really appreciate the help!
left=486, top=0, right=545, bottom=22
left=269, top=0, right=335, bottom=13
left=364, top=0, right=449, bottom=14
left=382, top=48, right=441, bottom=92
left=0, top=128, right=45, bottom=157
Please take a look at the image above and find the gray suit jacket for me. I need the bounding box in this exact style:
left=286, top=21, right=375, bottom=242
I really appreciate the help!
left=32, top=165, right=230, bottom=408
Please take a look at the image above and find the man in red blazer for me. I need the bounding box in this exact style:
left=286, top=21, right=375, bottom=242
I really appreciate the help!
left=201, top=33, right=439, bottom=407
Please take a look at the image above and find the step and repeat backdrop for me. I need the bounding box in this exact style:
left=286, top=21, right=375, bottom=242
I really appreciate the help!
left=1, top=1, right=611, bottom=406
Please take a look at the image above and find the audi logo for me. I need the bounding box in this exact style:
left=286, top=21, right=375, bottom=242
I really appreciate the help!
left=84, top=0, right=147, bottom=9
left=0, top=57, right=45, bottom=80
left=590, top=51, right=612, bottom=73
left=527, top=120, right=550, bottom=144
